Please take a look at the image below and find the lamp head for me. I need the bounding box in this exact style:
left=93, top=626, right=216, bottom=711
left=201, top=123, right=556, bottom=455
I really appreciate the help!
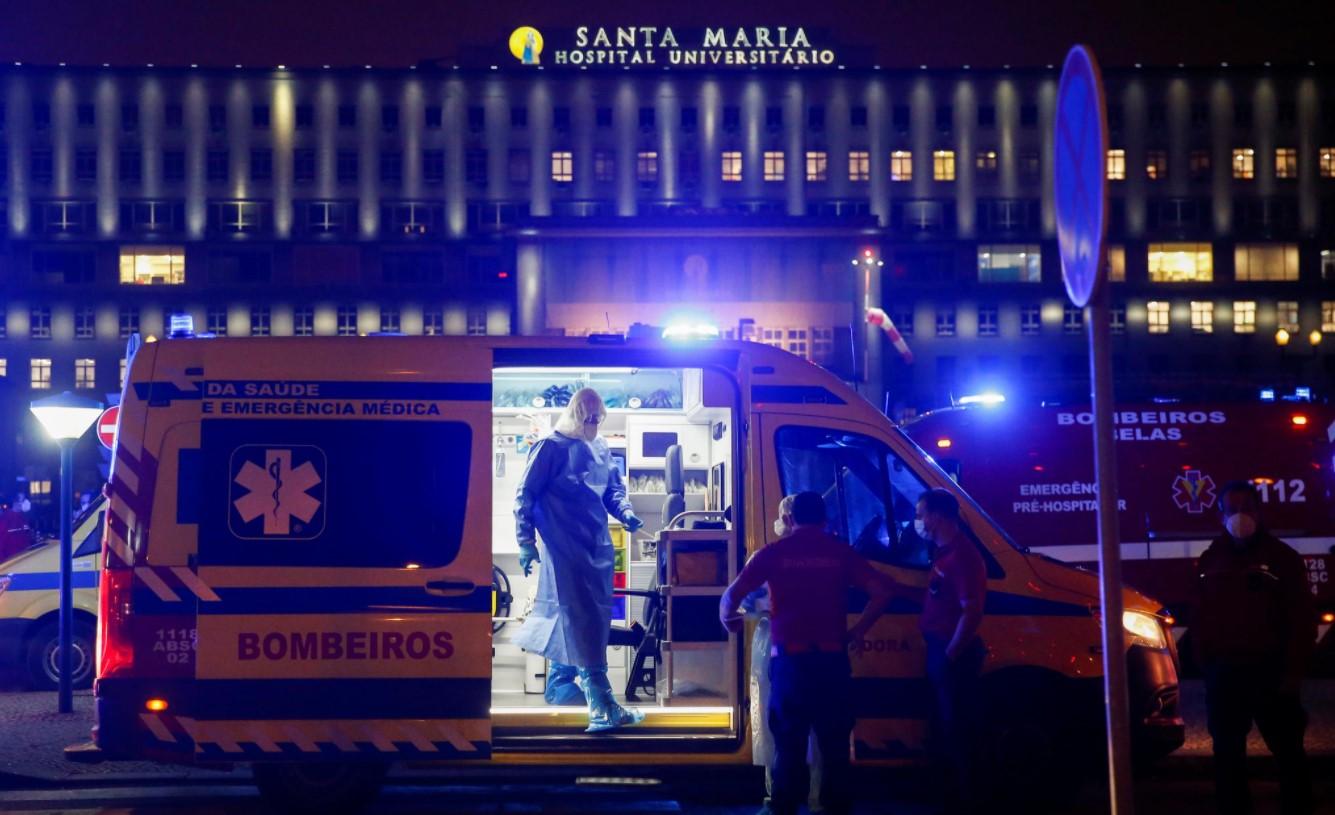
left=30, top=391, right=103, bottom=441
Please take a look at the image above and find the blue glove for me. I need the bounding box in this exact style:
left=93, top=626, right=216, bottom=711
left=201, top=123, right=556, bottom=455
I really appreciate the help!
left=622, top=514, right=644, bottom=532
left=518, top=542, right=540, bottom=577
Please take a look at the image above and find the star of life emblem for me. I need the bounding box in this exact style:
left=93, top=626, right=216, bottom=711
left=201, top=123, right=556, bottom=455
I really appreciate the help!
left=1171, top=469, right=1217, bottom=514
left=231, top=447, right=325, bottom=538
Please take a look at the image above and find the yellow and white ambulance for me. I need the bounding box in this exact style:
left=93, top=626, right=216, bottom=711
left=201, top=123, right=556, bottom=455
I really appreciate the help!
left=0, top=501, right=105, bottom=689
left=73, top=330, right=1183, bottom=809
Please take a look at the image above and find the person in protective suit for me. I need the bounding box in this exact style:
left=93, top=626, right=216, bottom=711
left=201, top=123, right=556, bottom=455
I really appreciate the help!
left=514, top=387, right=647, bottom=732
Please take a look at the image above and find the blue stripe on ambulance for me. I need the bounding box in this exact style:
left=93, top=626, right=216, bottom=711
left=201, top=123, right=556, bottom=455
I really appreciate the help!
left=168, top=678, right=490, bottom=719
left=3, top=571, right=100, bottom=591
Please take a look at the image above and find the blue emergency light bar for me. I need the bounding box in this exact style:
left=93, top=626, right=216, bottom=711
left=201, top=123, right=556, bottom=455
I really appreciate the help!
left=168, top=314, right=195, bottom=338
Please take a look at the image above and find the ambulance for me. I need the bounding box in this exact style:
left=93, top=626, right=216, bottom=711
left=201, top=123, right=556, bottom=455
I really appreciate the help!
left=0, top=500, right=106, bottom=689
left=70, top=330, right=1184, bottom=810
left=901, top=400, right=1335, bottom=673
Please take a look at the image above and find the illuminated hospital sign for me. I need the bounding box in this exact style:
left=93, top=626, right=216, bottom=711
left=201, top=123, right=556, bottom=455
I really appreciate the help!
left=510, top=26, right=837, bottom=68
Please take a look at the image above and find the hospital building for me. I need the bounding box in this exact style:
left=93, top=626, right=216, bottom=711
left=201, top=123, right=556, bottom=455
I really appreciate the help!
left=2, top=25, right=1334, bottom=494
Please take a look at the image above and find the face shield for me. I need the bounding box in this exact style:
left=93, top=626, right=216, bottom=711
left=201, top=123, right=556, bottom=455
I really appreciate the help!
left=554, top=388, right=607, bottom=439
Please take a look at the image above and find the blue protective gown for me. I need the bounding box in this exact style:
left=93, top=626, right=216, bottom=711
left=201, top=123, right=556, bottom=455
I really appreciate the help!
left=513, top=431, right=634, bottom=669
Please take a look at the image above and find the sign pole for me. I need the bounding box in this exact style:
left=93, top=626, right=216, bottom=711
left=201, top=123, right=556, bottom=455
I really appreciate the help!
left=1054, top=44, right=1134, bottom=813
left=1089, top=278, right=1134, bottom=814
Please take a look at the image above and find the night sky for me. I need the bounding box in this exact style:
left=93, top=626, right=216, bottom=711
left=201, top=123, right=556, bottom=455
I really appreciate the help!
left=0, top=0, right=1327, bottom=71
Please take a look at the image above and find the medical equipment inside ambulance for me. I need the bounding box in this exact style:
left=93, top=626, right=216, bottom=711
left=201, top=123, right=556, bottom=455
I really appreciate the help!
left=489, top=367, right=738, bottom=734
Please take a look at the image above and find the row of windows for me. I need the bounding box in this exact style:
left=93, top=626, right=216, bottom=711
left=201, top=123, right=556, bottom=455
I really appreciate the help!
left=20, top=144, right=1335, bottom=188
left=1, top=304, right=499, bottom=343
left=1106, top=147, right=1334, bottom=181
left=897, top=299, right=1335, bottom=339
left=11, top=94, right=1331, bottom=137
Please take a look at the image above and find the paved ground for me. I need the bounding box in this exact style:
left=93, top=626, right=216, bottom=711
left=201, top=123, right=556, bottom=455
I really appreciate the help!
left=1, top=682, right=1333, bottom=812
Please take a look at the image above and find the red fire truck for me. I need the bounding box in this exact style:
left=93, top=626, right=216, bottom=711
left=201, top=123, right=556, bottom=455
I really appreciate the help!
left=902, top=400, right=1335, bottom=673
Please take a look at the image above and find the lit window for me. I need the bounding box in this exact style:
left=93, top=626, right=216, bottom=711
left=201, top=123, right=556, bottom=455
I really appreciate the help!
left=1146, top=150, right=1167, bottom=180
left=1323, top=250, right=1335, bottom=280
left=1232, top=148, right=1255, bottom=180
left=636, top=151, right=658, bottom=183
left=30, top=308, right=51, bottom=340
left=891, top=308, right=914, bottom=337
left=423, top=308, right=443, bottom=336
left=975, top=150, right=997, bottom=174
left=1322, top=301, right=1335, bottom=333
left=1148, top=243, right=1213, bottom=282
left=550, top=151, right=573, bottom=183
left=721, top=151, right=742, bottom=182
left=337, top=305, right=358, bottom=336
left=293, top=307, right=314, bottom=337
left=1233, top=301, right=1256, bottom=334
left=75, top=358, right=96, bottom=390
left=891, top=151, right=912, bottom=182
left=977, top=306, right=999, bottom=337
left=1275, top=148, right=1297, bottom=179
left=250, top=307, right=271, bottom=337
left=810, top=327, right=834, bottom=361
left=1106, top=149, right=1126, bottom=181
left=1063, top=305, right=1084, bottom=334
left=30, top=358, right=52, bottom=390
left=0, top=359, right=6, bottom=378
left=1235, top=244, right=1299, bottom=281
left=848, top=150, right=870, bottom=182
left=1321, top=148, right=1335, bottom=178
left=1147, top=302, right=1170, bottom=334
left=763, top=151, right=785, bottom=182
left=935, top=307, right=956, bottom=337
left=207, top=306, right=228, bottom=336
left=119, top=246, right=185, bottom=285
left=1277, top=301, right=1299, bottom=333
left=30, top=480, right=51, bottom=497
left=119, top=358, right=127, bottom=387
left=1190, top=301, right=1214, bottom=334
left=467, top=306, right=487, bottom=336
left=805, top=151, right=827, bottom=182
left=932, top=150, right=955, bottom=181
left=1107, top=246, right=1126, bottom=282
left=593, top=151, right=614, bottom=183
left=1020, top=305, right=1041, bottom=336
left=978, top=245, right=1041, bottom=283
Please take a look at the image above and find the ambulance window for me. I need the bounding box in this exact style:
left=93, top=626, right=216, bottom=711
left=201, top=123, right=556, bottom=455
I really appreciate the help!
left=775, top=426, right=929, bottom=568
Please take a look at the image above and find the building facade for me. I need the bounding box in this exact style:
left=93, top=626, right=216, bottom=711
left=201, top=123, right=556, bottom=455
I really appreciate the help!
left=2, top=42, right=1334, bottom=500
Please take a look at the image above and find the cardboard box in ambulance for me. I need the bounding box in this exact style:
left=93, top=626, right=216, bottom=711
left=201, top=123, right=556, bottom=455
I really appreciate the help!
left=0, top=500, right=105, bottom=688
left=74, top=333, right=1183, bottom=810
left=902, top=401, right=1335, bottom=673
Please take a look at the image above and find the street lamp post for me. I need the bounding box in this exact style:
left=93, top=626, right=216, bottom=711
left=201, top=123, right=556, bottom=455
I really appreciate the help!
left=29, top=391, right=102, bottom=714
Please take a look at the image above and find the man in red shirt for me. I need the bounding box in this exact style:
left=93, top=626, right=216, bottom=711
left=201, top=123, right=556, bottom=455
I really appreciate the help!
left=915, top=488, right=987, bottom=814
left=721, top=491, right=897, bottom=815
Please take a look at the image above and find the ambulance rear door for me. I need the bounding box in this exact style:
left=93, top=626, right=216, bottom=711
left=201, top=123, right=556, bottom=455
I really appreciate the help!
left=188, top=338, right=494, bottom=762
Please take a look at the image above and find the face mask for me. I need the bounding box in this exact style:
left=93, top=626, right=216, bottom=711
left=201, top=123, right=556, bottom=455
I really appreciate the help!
left=1224, top=512, right=1257, bottom=541
left=773, top=519, right=789, bottom=537
left=914, top=519, right=929, bottom=540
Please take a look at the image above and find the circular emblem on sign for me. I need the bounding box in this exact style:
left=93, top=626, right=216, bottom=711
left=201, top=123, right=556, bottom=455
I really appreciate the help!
left=509, top=27, right=544, bottom=65
left=1054, top=45, right=1109, bottom=309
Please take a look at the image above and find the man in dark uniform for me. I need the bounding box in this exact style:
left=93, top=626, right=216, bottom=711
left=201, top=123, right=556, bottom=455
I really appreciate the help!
left=720, top=491, right=897, bottom=815
left=1193, top=480, right=1315, bottom=815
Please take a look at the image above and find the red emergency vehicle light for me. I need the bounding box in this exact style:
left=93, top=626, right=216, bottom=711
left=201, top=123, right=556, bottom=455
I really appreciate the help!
left=1291, top=414, right=1309, bottom=427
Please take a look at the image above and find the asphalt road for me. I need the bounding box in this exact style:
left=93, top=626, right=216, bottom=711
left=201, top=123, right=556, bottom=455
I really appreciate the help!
left=1, top=771, right=1334, bottom=815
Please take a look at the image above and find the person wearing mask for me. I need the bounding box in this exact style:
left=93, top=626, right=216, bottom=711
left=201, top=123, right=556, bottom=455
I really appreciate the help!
left=721, top=491, right=897, bottom=815
left=915, top=488, right=987, bottom=814
left=514, top=388, right=646, bottom=732
left=1194, top=480, right=1314, bottom=815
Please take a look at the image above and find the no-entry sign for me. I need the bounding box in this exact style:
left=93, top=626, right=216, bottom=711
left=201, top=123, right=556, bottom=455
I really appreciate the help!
left=97, top=406, right=119, bottom=450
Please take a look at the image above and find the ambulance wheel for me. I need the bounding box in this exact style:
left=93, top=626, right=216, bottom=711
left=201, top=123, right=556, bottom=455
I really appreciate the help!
left=24, top=618, right=95, bottom=691
left=253, top=762, right=388, bottom=814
